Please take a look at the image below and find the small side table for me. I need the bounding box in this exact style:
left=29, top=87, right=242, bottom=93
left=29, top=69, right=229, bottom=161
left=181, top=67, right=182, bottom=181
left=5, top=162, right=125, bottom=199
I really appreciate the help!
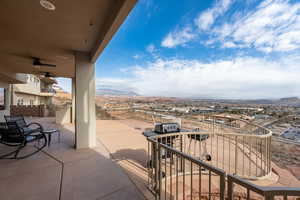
left=42, top=129, right=61, bottom=146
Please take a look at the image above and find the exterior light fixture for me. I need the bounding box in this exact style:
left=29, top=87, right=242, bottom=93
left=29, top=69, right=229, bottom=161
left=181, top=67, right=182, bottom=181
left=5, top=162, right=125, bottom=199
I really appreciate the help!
left=40, top=0, right=56, bottom=11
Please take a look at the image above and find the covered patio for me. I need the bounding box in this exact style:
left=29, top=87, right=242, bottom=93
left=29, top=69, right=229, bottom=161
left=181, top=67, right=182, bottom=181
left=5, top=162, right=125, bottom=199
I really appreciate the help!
left=0, top=0, right=137, bottom=148
left=0, top=0, right=147, bottom=199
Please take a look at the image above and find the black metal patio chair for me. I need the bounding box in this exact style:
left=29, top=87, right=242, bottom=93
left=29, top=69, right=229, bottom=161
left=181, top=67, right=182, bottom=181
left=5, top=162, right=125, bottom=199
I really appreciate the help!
left=0, top=116, right=47, bottom=159
left=5, top=116, right=43, bottom=135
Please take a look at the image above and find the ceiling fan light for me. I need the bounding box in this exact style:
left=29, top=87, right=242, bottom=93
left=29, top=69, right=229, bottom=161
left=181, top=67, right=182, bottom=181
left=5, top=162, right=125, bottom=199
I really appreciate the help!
left=40, top=0, right=56, bottom=11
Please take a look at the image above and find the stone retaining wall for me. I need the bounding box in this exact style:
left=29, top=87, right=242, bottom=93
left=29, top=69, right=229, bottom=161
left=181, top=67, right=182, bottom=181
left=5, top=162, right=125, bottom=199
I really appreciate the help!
left=10, top=105, right=46, bottom=117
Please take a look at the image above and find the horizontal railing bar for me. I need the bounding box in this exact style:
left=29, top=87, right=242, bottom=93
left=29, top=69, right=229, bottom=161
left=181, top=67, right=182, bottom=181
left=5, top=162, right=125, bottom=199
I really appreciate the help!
left=147, top=130, right=272, bottom=139
left=183, top=115, right=271, bottom=128
left=263, top=188, right=300, bottom=194
left=228, top=174, right=300, bottom=196
left=227, top=174, right=266, bottom=195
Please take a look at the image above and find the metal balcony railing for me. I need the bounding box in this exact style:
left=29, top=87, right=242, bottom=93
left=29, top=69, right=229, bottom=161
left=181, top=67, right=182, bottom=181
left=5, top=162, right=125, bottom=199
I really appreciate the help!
left=147, top=136, right=226, bottom=200
left=40, top=88, right=56, bottom=94
left=146, top=115, right=300, bottom=200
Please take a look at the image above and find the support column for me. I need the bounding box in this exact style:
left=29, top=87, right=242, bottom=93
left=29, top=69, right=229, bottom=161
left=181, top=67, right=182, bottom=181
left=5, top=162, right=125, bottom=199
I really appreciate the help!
left=5, top=85, right=11, bottom=111
left=71, top=78, right=76, bottom=124
left=75, top=52, right=96, bottom=149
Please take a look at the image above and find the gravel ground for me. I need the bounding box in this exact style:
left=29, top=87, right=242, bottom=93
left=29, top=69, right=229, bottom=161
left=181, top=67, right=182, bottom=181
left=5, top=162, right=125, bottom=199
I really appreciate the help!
left=271, top=139, right=300, bottom=180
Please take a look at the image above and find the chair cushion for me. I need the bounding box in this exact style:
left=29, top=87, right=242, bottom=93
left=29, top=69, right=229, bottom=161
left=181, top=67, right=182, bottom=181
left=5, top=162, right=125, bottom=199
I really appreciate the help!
left=16, top=120, right=27, bottom=128
left=22, top=127, right=40, bottom=135
left=25, top=136, right=36, bottom=142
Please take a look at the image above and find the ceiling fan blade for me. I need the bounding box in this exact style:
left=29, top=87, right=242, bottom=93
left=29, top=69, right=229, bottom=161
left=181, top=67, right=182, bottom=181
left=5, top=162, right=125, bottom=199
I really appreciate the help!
left=33, top=57, right=56, bottom=67
left=9, top=52, right=33, bottom=59
left=39, top=63, right=56, bottom=67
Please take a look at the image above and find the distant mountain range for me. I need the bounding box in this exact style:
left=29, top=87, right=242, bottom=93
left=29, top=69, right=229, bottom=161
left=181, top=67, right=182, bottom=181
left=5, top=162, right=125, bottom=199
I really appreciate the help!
left=94, top=84, right=300, bottom=106
left=192, top=97, right=300, bottom=106
left=245, top=97, right=300, bottom=106
left=96, top=88, right=139, bottom=96
left=276, top=97, right=300, bottom=106
left=279, top=97, right=299, bottom=102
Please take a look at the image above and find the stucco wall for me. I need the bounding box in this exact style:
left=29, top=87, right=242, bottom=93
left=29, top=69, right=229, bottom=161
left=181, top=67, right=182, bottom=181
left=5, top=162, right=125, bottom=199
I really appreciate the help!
left=0, top=110, right=9, bottom=122
left=0, top=82, right=9, bottom=122
left=13, top=75, right=40, bottom=96
left=13, top=83, right=40, bottom=96
left=56, top=105, right=71, bottom=124
left=14, top=93, right=39, bottom=105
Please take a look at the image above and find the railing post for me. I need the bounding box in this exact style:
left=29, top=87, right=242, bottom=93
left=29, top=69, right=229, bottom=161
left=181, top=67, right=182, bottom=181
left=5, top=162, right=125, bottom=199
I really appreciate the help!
left=213, top=117, right=215, bottom=134
left=265, top=192, right=274, bottom=200
left=235, top=136, right=238, bottom=175
left=219, top=174, right=225, bottom=200
left=227, top=176, right=234, bottom=200
left=154, top=141, right=159, bottom=200
left=269, top=136, right=272, bottom=174
left=180, top=135, right=183, bottom=172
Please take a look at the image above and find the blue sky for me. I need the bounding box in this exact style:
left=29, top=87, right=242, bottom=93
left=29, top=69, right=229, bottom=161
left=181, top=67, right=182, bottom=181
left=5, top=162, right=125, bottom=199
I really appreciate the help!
left=58, top=0, right=300, bottom=99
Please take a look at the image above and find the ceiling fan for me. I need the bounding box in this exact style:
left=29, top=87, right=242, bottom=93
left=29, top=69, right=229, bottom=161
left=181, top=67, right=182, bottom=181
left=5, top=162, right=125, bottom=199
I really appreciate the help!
left=33, top=57, right=56, bottom=67
left=38, top=71, right=56, bottom=78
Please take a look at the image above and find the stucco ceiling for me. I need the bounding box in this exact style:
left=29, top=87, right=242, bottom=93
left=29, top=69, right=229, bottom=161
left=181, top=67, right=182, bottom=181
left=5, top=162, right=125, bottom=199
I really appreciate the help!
left=0, top=0, right=136, bottom=78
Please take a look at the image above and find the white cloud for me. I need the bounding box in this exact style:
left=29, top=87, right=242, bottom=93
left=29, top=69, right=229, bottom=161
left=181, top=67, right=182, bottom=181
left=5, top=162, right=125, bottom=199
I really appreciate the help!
left=99, top=0, right=300, bottom=99
left=195, top=0, right=233, bottom=30
left=56, top=78, right=71, bottom=93
left=133, top=54, right=140, bottom=59
left=146, top=44, right=156, bottom=53
left=212, top=0, right=300, bottom=52
left=160, top=0, right=233, bottom=48
left=146, top=43, right=161, bottom=59
left=161, top=27, right=197, bottom=48
left=161, top=0, right=300, bottom=53
left=222, top=41, right=237, bottom=48
left=96, top=78, right=131, bottom=86
left=97, top=55, right=300, bottom=99
left=96, top=78, right=137, bottom=92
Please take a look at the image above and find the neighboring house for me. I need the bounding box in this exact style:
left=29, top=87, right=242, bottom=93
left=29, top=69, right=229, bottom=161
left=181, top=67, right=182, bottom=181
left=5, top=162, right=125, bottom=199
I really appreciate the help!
left=51, top=85, right=72, bottom=105
left=254, top=114, right=270, bottom=120
left=0, top=88, right=4, bottom=110
left=281, top=127, right=300, bottom=142
left=11, top=74, right=57, bottom=106
left=0, top=73, right=27, bottom=122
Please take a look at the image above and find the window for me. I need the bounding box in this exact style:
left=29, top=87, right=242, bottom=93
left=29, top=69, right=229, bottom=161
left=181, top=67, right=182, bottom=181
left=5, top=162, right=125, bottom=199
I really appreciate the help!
left=17, top=98, right=24, bottom=106
left=33, top=77, right=40, bottom=87
left=0, top=88, right=5, bottom=110
left=30, top=99, right=34, bottom=105
left=26, top=74, right=31, bottom=83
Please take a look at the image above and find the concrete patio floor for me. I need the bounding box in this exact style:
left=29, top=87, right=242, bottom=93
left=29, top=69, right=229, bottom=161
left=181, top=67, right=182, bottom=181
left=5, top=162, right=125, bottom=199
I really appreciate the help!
left=1, top=117, right=299, bottom=200
left=0, top=118, right=145, bottom=200
left=96, top=119, right=300, bottom=189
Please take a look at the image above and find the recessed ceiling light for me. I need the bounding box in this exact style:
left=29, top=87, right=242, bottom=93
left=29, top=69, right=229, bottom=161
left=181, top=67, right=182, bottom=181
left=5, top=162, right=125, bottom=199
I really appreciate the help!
left=40, top=0, right=55, bottom=11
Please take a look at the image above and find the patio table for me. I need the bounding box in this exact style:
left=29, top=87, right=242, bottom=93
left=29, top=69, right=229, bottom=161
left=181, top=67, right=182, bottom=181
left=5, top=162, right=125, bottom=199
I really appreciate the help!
left=41, top=129, right=61, bottom=146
